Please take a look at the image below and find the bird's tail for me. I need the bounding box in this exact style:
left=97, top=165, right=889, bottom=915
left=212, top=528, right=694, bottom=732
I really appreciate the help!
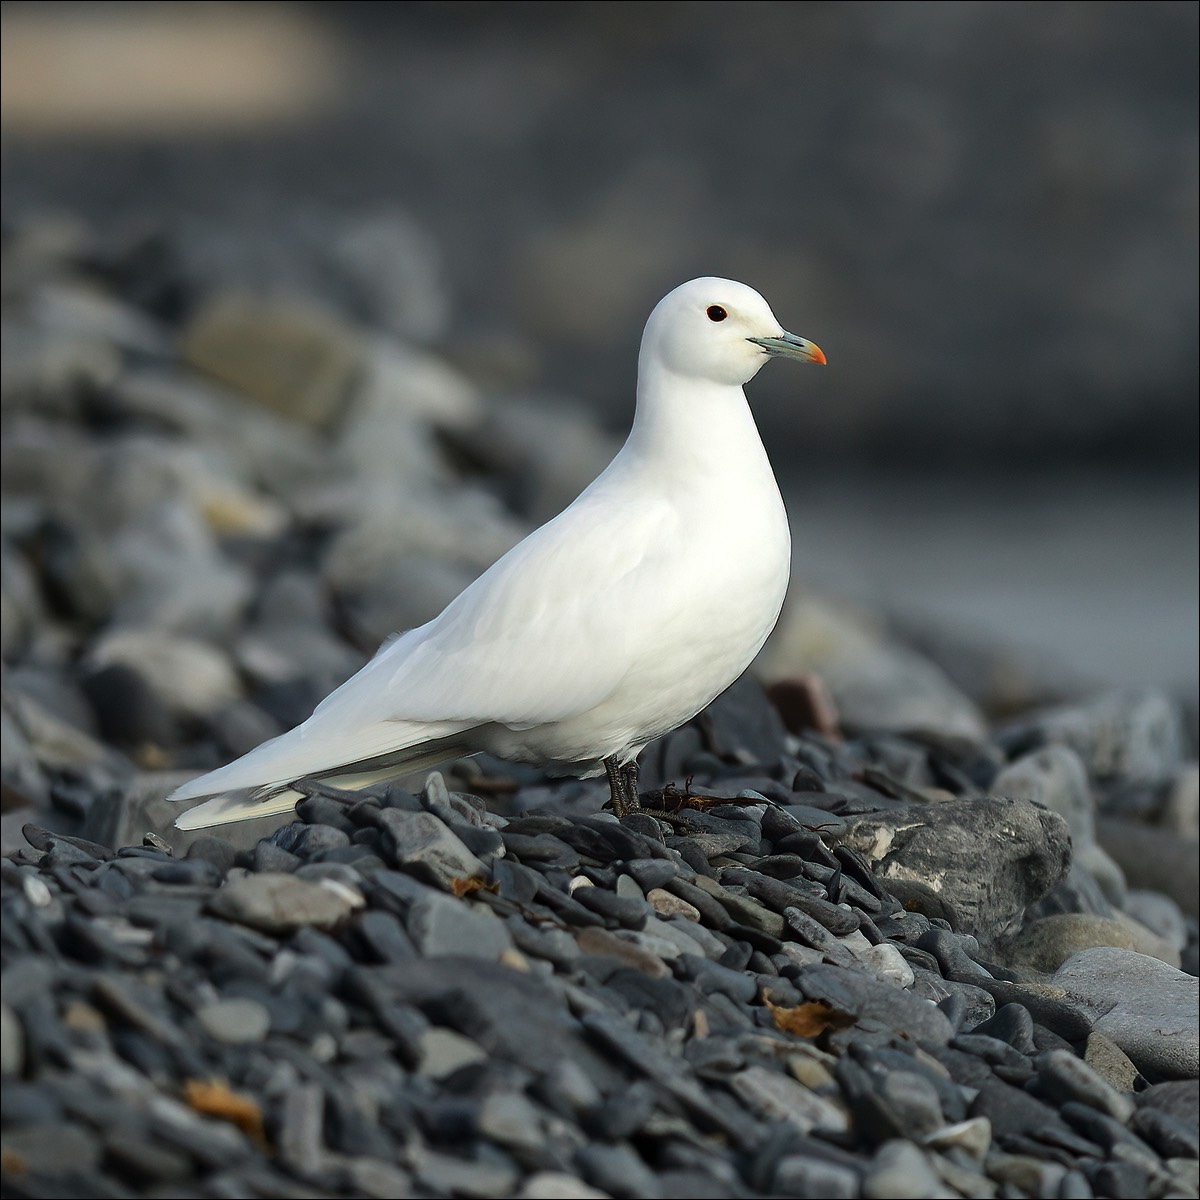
left=170, top=740, right=472, bottom=830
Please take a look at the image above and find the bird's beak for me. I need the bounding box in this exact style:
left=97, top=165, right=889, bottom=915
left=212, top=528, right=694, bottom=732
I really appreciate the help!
left=747, top=331, right=827, bottom=365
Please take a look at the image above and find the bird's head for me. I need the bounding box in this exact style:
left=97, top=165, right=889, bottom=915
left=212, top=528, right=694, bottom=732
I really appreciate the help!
left=640, top=277, right=826, bottom=387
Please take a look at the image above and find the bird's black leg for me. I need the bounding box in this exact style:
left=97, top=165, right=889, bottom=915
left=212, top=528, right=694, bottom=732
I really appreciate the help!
left=604, top=756, right=642, bottom=819
left=620, top=759, right=640, bottom=815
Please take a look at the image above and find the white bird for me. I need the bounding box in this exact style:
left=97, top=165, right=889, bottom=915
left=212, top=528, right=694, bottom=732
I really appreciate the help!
left=170, top=278, right=825, bottom=829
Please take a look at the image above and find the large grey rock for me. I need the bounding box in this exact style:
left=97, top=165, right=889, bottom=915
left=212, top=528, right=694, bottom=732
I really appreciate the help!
left=830, top=796, right=1071, bottom=944
left=1053, top=948, right=1199, bottom=1081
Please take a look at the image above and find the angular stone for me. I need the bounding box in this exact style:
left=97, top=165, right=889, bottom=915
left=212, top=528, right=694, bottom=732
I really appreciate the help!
left=376, top=808, right=487, bottom=890
left=406, top=890, right=513, bottom=960
left=729, top=1064, right=850, bottom=1134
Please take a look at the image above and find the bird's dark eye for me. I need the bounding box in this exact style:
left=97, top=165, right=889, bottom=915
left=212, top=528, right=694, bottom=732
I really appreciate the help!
left=706, top=305, right=727, bottom=322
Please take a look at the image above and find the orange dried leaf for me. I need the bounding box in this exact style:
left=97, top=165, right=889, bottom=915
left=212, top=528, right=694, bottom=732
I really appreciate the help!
left=183, top=1078, right=266, bottom=1144
left=2, top=1148, right=28, bottom=1175
left=765, top=995, right=857, bottom=1038
left=450, top=875, right=497, bottom=898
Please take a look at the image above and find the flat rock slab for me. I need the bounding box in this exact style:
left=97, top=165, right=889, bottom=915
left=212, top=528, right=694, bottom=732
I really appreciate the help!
left=1054, top=947, right=1199, bottom=1081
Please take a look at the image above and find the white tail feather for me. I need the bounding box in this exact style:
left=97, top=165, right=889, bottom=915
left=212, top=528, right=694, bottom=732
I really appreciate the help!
left=171, top=745, right=475, bottom=830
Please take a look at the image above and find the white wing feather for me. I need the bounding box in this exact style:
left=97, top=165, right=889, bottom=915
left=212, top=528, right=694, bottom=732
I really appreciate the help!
left=169, top=476, right=677, bottom=806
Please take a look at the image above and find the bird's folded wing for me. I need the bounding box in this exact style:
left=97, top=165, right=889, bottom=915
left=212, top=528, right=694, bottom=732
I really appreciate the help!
left=170, top=490, right=679, bottom=803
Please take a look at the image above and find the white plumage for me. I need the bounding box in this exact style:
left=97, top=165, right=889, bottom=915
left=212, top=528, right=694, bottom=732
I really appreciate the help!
left=171, top=277, right=825, bottom=829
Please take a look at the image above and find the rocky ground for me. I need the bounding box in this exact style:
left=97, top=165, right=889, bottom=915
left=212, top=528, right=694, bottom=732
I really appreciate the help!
left=2, top=211, right=1198, bottom=1198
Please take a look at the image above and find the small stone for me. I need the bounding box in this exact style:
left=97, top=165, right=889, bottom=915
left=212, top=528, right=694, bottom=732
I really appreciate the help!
left=518, top=1172, right=609, bottom=1200
left=181, top=293, right=363, bottom=429
left=346, top=1158, right=414, bottom=1199
left=0, top=1004, right=24, bottom=1076
left=863, top=1139, right=954, bottom=1199
left=208, top=871, right=364, bottom=934
left=376, top=808, right=487, bottom=890
left=417, top=1027, right=488, bottom=1079
left=728, top=1064, right=849, bottom=1134
left=276, top=1081, right=324, bottom=1174
left=647, top=887, right=700, bottom=921
left=1161, top=764, right=1199, bottom=838
left=1084, top=1030, right=1142, bottom=1092
left=923, top=1116, right=992, bottom=1160
left=0, top=1122, right=102, bottom=1179
left=416, top=1148, right=519, bottom=1198
left=773, top=1156, right=860, bottom=1199
left=1034, top=1048, right=1136, bottom=1123
left=405, top=889, right=513, bottom=959
left=196, top=998, right=272, bottom=1044
left=575, top=926, right=670, bottom=977
left=575, top=1142, right=663, bottom=1200
left=477, top=1091, right=546, bottom=1154
left=856, top=942, right=916, bottom=988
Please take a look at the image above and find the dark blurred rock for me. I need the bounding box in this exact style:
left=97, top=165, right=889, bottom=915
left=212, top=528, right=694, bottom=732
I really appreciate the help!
left=1002, top=912, right=1180, bottom=974
left=1095, top=816, right=1200, bottom=920
left=760, top=592, right=986, bottom=740
left=180, top=293, right=364, bottom=430
left=998, top=691, right=1187, bottom=788
left=994, top=744, right=1126, bottom=908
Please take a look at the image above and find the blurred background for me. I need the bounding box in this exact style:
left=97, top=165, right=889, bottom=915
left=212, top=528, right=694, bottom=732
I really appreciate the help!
left=3, top=1, right=1197, bottom=724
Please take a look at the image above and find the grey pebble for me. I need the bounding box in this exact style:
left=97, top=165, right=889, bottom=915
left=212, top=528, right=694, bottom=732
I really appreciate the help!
left=1034, top=1048, right=1136, bottom=1123
left=576, top=1141, right=664, bottom=1199
left=729, top=1064, right=850, bottom=1134
left=196, top=996, right=272, bottom=1043
left=208, top=870, right=363, bottom=933
left=377, top=807, right=487, bottom=889
left=773, top=1155, right=860, bottom=1199
left=1, top=1120, right=103, bottom=1179
left=862, top=1139, right=953, bottom=1199
left=1053, top=947, right=1199, bottom=1080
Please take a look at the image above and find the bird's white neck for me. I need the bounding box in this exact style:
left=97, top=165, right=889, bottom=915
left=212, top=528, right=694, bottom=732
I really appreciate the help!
left=625, top=365, right=770, bottom=475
